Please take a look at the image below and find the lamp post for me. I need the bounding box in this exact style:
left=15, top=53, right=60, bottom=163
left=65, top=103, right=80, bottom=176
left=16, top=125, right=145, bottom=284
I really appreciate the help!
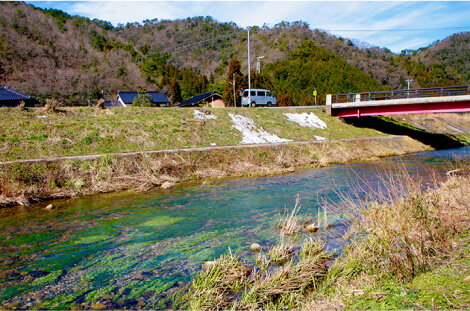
left=256, top=56, right=264, bottom=74
left=405, top=79, right=414, bottom=98
left=247, top=27, right=251, bottom=107
left=405, top=79, right=414, bottom=90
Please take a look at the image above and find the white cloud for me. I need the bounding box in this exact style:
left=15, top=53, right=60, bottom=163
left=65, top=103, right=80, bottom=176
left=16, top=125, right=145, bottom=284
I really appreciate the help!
left=29, top=1, right=470, bottom=53
left=69, top=1, right=186, bottom=25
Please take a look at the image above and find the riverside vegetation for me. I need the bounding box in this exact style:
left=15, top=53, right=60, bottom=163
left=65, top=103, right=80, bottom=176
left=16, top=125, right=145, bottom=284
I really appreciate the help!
left=0, top=106, right=433, bottom=207
left=187, top=163, right=470, bottom=310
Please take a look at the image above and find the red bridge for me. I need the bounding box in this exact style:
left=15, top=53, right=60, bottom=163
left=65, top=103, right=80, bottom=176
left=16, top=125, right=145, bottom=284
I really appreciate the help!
left=326, top=85, right=470, bottom=118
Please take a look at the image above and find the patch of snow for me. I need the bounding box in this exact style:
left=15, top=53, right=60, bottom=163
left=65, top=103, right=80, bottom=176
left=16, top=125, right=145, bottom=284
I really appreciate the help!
left=229, top=113, right=292, bottom=144
left=194, top=110, right=217, bottom=120
left=314, top=135, right=328, bottom=141
left=284, top=112, right=327, bottom=129
left=210, top=143, right=217, bottom=146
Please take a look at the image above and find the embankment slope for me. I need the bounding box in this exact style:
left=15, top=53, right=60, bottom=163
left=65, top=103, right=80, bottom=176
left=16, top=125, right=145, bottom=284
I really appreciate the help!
left=0, top=107, right=441, bottom=206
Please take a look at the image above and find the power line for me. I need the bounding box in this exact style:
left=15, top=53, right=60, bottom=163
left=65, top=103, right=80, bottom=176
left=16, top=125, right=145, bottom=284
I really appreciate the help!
left=323, top=26, right=470, bottom=33
left=173, top=33, right=238, bottom=54
left=134, top=32, right=238, bottom=60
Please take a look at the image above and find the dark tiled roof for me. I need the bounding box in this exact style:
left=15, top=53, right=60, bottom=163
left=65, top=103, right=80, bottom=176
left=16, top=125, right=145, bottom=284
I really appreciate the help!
left=118, top=91, right=169, bottom=105
left=178, top=92, right=222, bottom=107
left=0, top=87, right=40, bottom=102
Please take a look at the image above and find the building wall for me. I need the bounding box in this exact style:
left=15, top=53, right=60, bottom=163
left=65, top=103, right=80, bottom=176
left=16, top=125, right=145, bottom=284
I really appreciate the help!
left=211, top=99, right=225, bottom=108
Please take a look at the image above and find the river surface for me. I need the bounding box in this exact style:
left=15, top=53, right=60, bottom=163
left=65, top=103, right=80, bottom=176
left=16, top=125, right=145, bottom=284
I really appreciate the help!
left=0, top=146, right=469, bottom=309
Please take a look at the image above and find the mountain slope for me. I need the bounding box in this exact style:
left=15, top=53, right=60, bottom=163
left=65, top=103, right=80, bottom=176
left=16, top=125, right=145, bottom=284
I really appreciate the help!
left=0, top=2, right=467, bottom=105
left=0, top=2, right=150, bottom=104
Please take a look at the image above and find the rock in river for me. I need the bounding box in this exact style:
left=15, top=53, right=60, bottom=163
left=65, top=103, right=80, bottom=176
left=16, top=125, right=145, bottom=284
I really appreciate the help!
left=161, top=182, right=175, bottom=189
left=250, top=243, right=261, bottom=252
left=305, top=223, right=319, bottom=233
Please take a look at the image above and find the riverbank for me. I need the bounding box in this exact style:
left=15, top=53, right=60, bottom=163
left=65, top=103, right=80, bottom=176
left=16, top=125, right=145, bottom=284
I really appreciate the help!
left=7, top=107, right=470, bottom=207
left=0, top=135, right=430, bottom=207
left=188, top=162, right=470, bottom=310
left=0, top=106, right=428, bottom=207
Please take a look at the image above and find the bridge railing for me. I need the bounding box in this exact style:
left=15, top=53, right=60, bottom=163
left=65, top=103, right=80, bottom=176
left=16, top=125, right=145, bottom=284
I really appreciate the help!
left=331, top=85, right=470, bottom=104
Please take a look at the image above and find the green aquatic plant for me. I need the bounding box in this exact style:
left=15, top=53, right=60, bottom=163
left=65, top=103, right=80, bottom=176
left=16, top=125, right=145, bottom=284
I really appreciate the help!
left=32, top=270, right=63, bottom=286
left=140, top=215, right=184, bottom=228
left=73, top=234, right=113, bottom=245
left=85, top=285, right=116, bottom=303
left=36, top=288, right=89, bottom=310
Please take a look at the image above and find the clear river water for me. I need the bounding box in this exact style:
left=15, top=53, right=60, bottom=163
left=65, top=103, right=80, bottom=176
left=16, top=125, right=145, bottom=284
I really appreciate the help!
left=0, top=146, right=469, bottom=309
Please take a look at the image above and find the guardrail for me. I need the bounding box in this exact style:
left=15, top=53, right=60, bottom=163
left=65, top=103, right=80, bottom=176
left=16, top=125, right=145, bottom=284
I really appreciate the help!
left=331, top=85, right=470, bottom=104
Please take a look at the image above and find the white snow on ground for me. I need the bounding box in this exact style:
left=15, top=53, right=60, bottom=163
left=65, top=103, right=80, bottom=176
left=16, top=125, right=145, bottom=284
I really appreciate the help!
left=229, top=113, right=292, bottom=144
left=314, top=135, right=328, bottom=141
left=283, top=112, right=327, bottom=129
left=194, top=110, right=217, bottom=120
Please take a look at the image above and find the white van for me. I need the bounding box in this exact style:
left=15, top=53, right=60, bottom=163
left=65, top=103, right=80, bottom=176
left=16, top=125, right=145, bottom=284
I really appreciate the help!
left=241, top=89, right=277, bottom=107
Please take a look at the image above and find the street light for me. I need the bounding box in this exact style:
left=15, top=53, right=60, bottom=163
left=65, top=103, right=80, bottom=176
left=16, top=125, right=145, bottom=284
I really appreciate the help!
left=405, top=79, right=414, bottom=98
left=247, top=27, right=251, bottom=107
left=405, top=79, right=414, bottom=90
left=256, top=56, right=264, bottom=74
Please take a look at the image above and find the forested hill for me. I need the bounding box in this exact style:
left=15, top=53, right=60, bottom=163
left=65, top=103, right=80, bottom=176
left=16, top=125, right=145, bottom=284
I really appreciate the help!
left=0, top=1, right=468, bottom=106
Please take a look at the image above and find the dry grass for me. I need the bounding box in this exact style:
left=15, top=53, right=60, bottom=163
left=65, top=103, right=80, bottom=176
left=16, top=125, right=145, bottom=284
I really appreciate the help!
left=0, top=136, right=429, bottom=207
left=190, top=252, right=253, bottom=310
left=188, top=197, right=332, bottom=310
left=278, top=194, right=303, bottom=235
left=188, top=161, right=470, bottom=310
left=267, top=237, right=294, bottom=266
left=311, top=161, right=470, bottom=308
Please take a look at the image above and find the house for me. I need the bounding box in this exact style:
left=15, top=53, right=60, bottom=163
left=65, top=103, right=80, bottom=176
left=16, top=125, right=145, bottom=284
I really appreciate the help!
left=177, top=91, right=224, bottom=108
left=0, top=87, right=40, bottom=107
left=117, top=91, right=170, bottom=107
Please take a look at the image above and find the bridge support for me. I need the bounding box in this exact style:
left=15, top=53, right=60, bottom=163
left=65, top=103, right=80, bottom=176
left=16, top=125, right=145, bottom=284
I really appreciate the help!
left=325, top=94, right=332, bottom=115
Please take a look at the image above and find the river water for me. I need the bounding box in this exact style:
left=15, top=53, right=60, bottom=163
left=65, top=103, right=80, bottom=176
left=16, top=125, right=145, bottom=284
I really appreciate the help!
left=0, top=146, right=469, bottom=309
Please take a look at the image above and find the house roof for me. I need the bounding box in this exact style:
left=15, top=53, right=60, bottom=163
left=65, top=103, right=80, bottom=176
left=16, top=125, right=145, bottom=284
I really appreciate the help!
left=118, top=91, right=169, bottom=105
left=177, top=92, right=222, bottom=107
left=0, top=87, right=40, bottom=103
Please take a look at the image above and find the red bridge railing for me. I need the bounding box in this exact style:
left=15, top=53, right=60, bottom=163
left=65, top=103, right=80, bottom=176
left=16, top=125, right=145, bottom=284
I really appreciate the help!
left=331, top=85, right=470, bottom=104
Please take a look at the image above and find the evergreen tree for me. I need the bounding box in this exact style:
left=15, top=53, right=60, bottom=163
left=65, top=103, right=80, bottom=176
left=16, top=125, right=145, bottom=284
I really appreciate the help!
left=251, top=70, right=274, bottom=90
left=133, top=87, right=154, bottom=107
left=222, top=58, right=247, bottom=107
left=170, top=79, right=182, bottom=104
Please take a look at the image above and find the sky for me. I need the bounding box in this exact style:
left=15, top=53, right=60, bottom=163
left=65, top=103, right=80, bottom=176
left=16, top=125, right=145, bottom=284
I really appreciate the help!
left=27, top=1, right=470, bottom=53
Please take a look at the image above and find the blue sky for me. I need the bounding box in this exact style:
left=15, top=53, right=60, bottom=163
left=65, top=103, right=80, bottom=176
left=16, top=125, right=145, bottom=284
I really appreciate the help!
left=28, top=1, right=470, bottom=53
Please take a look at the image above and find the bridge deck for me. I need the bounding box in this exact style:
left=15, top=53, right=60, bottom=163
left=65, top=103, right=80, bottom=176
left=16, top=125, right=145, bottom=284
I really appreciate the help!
left=327, top=85, right=470, bottom=117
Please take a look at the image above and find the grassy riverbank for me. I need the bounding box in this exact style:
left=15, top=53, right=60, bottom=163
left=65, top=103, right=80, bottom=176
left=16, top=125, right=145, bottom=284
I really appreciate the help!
left=0, top=135, right=428, bottom=207
left=187, top=164, right=470, bottom=310
left=0, top=107, right=382, bottom=161
left=0, top=106, right=433, bottom=207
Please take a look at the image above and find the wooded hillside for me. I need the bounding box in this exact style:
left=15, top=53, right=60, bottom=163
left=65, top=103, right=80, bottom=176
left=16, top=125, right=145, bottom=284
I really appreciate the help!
left=0, top=1, right=467, bottom=106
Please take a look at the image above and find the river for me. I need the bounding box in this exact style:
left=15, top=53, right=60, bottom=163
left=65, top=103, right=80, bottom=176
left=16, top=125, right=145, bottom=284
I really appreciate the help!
left=0, top=146, right=468, bottom=309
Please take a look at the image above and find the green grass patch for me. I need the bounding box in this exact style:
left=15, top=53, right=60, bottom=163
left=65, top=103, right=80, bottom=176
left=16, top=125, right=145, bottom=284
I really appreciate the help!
left=0, top=107, right=385, bottom=161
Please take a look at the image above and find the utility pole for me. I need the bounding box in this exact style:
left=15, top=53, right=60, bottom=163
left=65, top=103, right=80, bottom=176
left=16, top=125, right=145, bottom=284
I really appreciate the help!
left=256, top=56, right=264, bottom=74
left=247, top=27, right=251, bottom=107
left=229, top=73, right=236, bottom=107
left=405, top=79, right=414, bottom=98
left=405, top=79, right=414, bottom=90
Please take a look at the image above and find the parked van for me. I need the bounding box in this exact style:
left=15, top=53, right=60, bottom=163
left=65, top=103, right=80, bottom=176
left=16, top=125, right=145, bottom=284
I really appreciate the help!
left=241, top=89, right=277, bottom=107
